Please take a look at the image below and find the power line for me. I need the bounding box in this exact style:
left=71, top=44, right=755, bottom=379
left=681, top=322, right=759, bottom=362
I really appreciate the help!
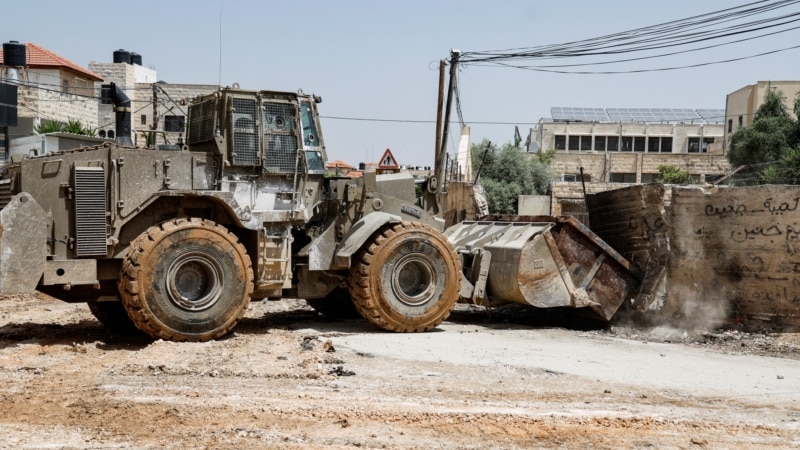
left=470, top=43, right=800, bottom=75
left=459, top=0, right=800, bottom=73
left=319, top=115, right=539, bottom=125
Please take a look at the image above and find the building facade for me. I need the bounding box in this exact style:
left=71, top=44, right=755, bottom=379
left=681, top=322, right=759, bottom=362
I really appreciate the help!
left=0, top=42, right=103, bottom=141
left=89, top=54, right=218, bottom=147
left=725, top=80, right=800, bottom=149
left=526, top=107, right=730, bottom=220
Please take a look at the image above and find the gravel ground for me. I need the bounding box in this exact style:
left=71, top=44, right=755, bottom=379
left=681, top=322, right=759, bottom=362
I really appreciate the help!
left=0, top=294, right=799, bottom=449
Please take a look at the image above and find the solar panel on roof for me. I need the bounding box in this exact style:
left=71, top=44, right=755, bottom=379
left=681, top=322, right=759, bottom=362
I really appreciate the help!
left=550, top=107, right=723, bottom=123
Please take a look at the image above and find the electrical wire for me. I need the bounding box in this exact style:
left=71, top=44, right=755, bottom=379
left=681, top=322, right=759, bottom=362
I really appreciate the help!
left=458, top=0, right=800, bottom=74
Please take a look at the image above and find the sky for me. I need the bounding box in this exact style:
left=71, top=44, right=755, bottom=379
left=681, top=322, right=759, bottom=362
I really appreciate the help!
left=4, top=0, right=799, bottom=166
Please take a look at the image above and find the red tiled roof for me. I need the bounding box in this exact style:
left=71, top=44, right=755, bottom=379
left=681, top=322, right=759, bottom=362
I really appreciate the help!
left=0, top=43, right=103, bottom=81
left=325, top=159, right=354, bottom=169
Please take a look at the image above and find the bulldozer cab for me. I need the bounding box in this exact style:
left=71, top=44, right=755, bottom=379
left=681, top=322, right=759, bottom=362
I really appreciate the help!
left=186, top=88, right=326, bottom=175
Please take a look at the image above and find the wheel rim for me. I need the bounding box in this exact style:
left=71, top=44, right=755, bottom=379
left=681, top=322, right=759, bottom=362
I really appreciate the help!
left=166, top=252, right=224, bottom=312
left=391, top=253, right=437, bottom=307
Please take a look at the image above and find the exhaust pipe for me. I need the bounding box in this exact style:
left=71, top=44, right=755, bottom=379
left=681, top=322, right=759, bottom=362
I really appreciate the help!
left=100, top=82, right=133, bottom=146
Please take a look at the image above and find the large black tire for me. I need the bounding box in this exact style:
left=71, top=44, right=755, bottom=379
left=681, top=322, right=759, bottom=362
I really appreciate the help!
left=305, top=287, right=361, bottom=319
left=87, top=298, right=139, bottom=334
left=348, top=221, right=461, bottom=332
left=119, top=218, right=253, bottom=342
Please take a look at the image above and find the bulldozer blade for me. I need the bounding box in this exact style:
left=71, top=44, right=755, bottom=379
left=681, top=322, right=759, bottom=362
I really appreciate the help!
left=0, top=193, right=47, bottom=294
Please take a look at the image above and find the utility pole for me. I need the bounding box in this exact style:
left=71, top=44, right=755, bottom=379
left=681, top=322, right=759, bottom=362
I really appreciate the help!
left=435, top=49, right=460, bottom=194
left=434, top=58, right=445, bottom=171
left=151, top=83, right=158, bottom=147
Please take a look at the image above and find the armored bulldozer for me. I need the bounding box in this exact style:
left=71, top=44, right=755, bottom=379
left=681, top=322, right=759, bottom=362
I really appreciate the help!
left=0, top=87, right=462, bottom=341
left=0, top=85, right=643, bottom=342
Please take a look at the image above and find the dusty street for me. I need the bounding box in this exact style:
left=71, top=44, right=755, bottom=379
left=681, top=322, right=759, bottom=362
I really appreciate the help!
left=0, top=294, right=799, bottom=449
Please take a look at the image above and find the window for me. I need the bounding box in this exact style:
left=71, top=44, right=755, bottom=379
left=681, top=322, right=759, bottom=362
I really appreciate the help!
left=688, top=137, right=700, bottom=153
left=689, top=137, right=715, bottom=153
left=727, top=119, right=733, bottom=133
left=607, top=136, right=619, bottom=151
left=107, top=130, right=115, bottom=139
left=98, top=130, right=106, bottom=138
left=620, top=136, right=633, bottom=152
left=594, top=136, right=606, bottom=151
left=580, top=136, right=592, bottom=151
left=660, top=137, right=673, bottom=152
left=738, top=116, right=743, bottom=128
left=74, top=78, right=88, bottom=96
left=568, top=136, right=580, bottom=150
left=62, top=79, right=69, bottom=94
left=633, top=137, right=645, bottom=152
left=141, top=115, right=147, bottom=125
left=610, top=173, right=636, bottom=183
left=554, top=135, right=566, bottom=150
left=563, top=173, right=591, bottom=182
left=164, top=115, right=186, bottom=132
left=641, top=174, right=658, bottom=183
left=702, top=137, right=715, bottom=152
left=647, top=136, right=673, bottom=153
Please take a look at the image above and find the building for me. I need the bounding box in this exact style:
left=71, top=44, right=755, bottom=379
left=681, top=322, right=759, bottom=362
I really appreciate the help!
left=0, top=41, right=103, bottom=141
left=725, top=80, right=800, bottom=149
left=89, top=50, right=218, bottom=147
left=526, top=107, right=730, bottom=220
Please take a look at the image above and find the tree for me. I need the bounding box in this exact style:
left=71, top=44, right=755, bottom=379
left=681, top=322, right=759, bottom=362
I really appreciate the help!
left=727, top=90, right=800, bottom=185
left=471, top=139, right=556, bottom=214
left=655, top=165, right=695, bottom=185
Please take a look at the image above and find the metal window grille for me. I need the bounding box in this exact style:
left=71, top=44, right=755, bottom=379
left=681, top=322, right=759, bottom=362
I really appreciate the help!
left=232, top=98, right=259, bottom=166
left=263, top=101, right=298, bottom=173
left=187, top=99, right=216, bottom=145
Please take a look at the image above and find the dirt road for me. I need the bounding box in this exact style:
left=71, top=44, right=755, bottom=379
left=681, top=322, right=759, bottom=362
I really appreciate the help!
left=1, top=294, right=799, bottom=449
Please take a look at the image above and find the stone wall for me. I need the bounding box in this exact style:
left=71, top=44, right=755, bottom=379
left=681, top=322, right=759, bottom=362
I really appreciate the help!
left=550, top=152, right=731, bottom=184
left=88, top=62, right=216, bottom=146
left=15, top=69, right=98, bottom=129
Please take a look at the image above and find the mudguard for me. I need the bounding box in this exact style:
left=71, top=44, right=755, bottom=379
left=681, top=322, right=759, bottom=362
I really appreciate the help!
left=332, top=211, right=401, bottom=269
left=0, top=193, right=47, bottom=293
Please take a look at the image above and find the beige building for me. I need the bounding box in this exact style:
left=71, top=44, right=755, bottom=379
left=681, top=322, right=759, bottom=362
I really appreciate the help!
left=724, top=80, right=800, bottom=149
left=525, top=107, right=730, bottom=220
left=89, top=53, right=218, bottom=147
left=0, top=42, right=103, bottom=141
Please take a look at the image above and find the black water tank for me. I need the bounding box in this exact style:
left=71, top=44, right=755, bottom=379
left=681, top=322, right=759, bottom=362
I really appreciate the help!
left=113, top=49, right=130, bottom=64
left=3, top=41, right=27, bottom=67
left=358, top=162, right=366, bottom=170
left=130, top=52, right=142, bottom=65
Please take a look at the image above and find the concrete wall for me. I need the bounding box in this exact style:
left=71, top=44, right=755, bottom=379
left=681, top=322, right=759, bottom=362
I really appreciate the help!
left=518, top=195, right=551, bottom=215
left=586, top=183, right=800, bottom=331
left=669, top=185, right=800, bottom=330
left=587, top=184, right=669, bottom=312
left=441, top=181, right=489, bottom=227
left=9, top=133, right=109, bottom=158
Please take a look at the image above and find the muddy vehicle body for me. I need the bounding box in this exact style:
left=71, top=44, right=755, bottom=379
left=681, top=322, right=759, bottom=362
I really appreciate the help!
left=0, top=87, right=462, bottom=341
left=0, top=81, right=642, bottom=341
